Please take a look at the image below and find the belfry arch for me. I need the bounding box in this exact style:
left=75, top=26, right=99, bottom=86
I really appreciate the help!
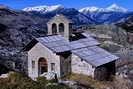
left=59, top=23, right=65, bottom=35
left=47, top=14, right=73, bottom=40
left=52, top=23, right=57, bottom=34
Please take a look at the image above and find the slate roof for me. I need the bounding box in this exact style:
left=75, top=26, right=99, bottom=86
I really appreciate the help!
left=70, top=37, right=100, bottom=50
left=72, top=46, right=119, bottom=67
left=69, top=32, right=100, bottom=50
left=36, top=35, right=71, bottom=53
left=28, top=33, right=119, bottom=67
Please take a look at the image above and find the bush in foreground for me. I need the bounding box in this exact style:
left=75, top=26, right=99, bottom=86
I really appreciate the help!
left=0, top=72, right=72, bottom=89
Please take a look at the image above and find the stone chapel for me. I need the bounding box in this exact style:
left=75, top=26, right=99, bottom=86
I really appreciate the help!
left=24, top=14, right=119, bottom=80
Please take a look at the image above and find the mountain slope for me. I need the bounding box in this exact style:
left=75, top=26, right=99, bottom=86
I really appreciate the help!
left=23, top=5, right=96, bottom=26
left=23, top=4, right=133, bottom=25
left=116, top=15, right=133, bottom=32
left=79, top=4, right=132, bottom=24
left=0, top=7, right=48, bottom=72
left=79, top=4, right=128, bottom=13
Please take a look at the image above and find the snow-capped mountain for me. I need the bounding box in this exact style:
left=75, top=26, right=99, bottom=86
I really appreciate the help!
left=23, top=5, right=95, bottom=26
left=23, top=5, right=64, bottom=14
left=79, top=4, right=132, bottom=24
left=23, top=4, right=133, bottom=25
left=79, top=4, right=128, bottom=13
left=107, top=4, right=128, bottom=12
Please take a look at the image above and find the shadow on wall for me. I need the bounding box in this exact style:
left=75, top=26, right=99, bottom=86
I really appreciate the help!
left=94, top=61, right=116, bottom=81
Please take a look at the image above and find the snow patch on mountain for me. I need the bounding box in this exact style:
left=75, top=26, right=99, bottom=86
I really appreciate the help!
left=107, top=4, right=128, bottom=12
left=23, top=5, right=64, bottom=13
left=79, top=4, right=128, bottom=13
left=79, top=6, right=99, bottom=12
left=78, top=4, right=131, bottom=24
left=23, top=4, right=132, bottom=24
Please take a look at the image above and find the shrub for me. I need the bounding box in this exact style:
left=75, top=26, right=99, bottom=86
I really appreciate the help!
left=48, top=78, right=58, bottom=83
left=112, top=76, right=133, bottom=89
left=0, top=77, right=9, bottom=84
left=0, top=72, right=72, bottom=89
left=0, top=72, right=43, bottom=89
left=8, top=72, right=33, bottom=83
left=37, top=76, right=48, bottom=88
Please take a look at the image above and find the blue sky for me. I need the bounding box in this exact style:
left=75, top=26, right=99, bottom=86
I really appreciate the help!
left=0, top=0, right=132, bottom=10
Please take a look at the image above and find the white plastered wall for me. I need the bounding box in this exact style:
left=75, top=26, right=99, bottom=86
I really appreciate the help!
left=28, top=42, right=61, bottom=79
left=71, top=54, right=95, bottom=77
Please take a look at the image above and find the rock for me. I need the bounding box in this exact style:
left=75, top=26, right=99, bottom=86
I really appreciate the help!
left=59, top=80, right=77, bottom=86
left=59, top=80, right=94, bottom=89
left=0, top=73, right=8, bottom=78
left=40, top=72, right=56, bottom=80
left=59, top=80, right=78, bottom=89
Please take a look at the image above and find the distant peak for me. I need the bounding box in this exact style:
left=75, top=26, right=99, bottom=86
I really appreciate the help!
left=79, top=4, right=128, bottom=13
left=107, top=3, right=128, bottom=12
left=23, top=5, right=64, bottom=12
left=108, top=3, right=119, bottom=8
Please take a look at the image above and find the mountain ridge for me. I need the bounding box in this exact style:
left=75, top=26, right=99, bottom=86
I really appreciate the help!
left=24, top=5, right=95, bottom=26
left=79, top=4, right=128, bottom=13
left=23, top=4, right=133, bottom=25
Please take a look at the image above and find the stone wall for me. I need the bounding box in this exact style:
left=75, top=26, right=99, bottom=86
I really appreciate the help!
left=28, top=42, right=61, bottom=79
left=71, top=54, right=95, bottom=77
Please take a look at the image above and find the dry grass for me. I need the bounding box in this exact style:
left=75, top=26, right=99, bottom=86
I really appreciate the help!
left=62, top=73, right=112, bottom=89
left=62, top=73, right=133, bottom=89
left=112, top=76, right=133, bottom=89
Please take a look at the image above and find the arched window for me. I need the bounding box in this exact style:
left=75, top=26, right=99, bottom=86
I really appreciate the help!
left=52, top=23, right=57, bottom=34
left=59, top=23, right=64, bottom=34
left=38, top=57, right=48, bottom=75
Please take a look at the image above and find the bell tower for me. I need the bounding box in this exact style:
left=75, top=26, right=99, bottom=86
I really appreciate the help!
left=47, top=14, right=73, bottom=41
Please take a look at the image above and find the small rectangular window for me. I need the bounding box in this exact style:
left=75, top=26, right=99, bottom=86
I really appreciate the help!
left=32, top=61, right=35, bottom=69
left=51, top=63, right=55, bottom=71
